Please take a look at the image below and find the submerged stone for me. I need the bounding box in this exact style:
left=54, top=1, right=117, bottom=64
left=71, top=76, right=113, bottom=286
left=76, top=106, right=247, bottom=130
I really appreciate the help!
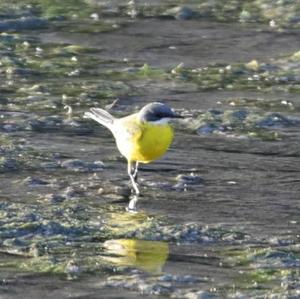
left=164, top=6, right=199, bottom=20
left=173, top=173, right=204, bottom=191
left=0, top=17, right=48, bottom=31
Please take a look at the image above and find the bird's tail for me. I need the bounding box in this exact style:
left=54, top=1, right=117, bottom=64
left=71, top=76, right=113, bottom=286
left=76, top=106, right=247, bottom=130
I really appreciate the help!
left=84, top=108, right=115, bottom=130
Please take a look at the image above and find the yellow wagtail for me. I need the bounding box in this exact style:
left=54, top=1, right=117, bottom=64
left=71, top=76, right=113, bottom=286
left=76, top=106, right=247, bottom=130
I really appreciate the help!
left=84, top=102, right=182, bottom=195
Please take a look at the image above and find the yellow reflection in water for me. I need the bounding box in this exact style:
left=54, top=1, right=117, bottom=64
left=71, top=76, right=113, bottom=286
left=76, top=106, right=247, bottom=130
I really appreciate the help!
left=103, top=239, right=169, bottom=273
left=105, top=210, right=154, bottom=235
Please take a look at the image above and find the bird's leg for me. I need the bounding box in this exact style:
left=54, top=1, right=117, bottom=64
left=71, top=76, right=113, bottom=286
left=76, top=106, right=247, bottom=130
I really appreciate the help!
left=132, top=161, right=139, bottom=181
left=127, top=161, right=140, bottom=195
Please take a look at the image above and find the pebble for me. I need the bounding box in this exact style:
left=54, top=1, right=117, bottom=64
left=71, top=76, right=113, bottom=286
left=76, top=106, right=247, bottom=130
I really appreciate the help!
left=173, top=173, right=204, bottom=190
left=60, top=159, right=104, bottom=172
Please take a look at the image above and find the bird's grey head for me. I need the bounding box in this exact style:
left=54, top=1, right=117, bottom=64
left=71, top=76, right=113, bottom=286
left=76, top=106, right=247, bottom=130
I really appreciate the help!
left=138, top=102, right=182, bottom=123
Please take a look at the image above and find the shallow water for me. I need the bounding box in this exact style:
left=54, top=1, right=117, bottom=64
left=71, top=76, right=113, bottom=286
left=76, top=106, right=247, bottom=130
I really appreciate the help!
left=1, top=1, right=300, bottom=298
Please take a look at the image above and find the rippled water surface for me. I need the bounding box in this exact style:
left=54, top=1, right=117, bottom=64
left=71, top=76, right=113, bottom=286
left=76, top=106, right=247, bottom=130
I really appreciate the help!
left=1, top=1, right=300, bottom=298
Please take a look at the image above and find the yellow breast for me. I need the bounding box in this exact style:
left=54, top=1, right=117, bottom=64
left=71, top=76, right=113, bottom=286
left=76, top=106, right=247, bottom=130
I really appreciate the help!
left=114, top=117, right=174, bottom=163
left=133, top=122, right=174, bottom=163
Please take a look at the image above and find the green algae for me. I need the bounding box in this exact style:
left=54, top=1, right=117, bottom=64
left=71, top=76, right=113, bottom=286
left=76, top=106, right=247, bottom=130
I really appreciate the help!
left=0, top=201, right=160, bottom=273
left=167, top=50, right=300, bottom=93
left=226, top=97, right=295, bottom=112
left=31, top=0, right=93, bottom=19
left=0, top=196, right=252, bottom=276
left=1, top=22, right=299, bottom=120
left=0, top=135, right=14, bottom=147
left=85, top=0, right=300, bottom=28
left=184, top=108, right=291, bottom=141
left=230, top=268, right=300, bottom=297
left=0, top=36, right=135, bottom=112
left=1, top=0, right=300, bottom=29
left=218, top=245, right=300, bottom=298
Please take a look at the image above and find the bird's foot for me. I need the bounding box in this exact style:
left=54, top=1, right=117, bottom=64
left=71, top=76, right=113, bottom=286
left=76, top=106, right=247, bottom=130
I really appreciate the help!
left=126, top=194, right=139, bottom=212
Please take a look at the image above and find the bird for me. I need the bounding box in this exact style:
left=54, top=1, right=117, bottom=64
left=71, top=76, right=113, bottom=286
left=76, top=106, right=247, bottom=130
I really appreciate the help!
left=84, top=102, right=182, bottom=196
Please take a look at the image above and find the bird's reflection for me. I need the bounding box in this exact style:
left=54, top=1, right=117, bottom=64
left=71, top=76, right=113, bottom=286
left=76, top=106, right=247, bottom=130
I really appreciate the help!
left=103, top=239, right=169, bottom=273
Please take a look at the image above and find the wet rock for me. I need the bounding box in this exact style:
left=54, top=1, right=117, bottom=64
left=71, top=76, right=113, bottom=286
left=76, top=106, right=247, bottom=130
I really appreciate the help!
left=0, top=17, right=48, bottom=32
left=2, top=237, right=27, bottom=247
left=6, top=67, right=39, bottom=76
left=221, top=232, right=247, bottom=242
left=276, top=75, right=297, bottom=83
left=35, top=220, right=85, bottom=237
left=23, top=176, right=49, bottom=187
left=268, top=237, right=296, bottom=246
left=23, top=212, right=40, bottom=222
left=60, top=159, right=104, bottom=172
left=63, top=120, right=95, bottom=134
left=159, top=274, right=203, bottom=284
left=106, top=274, right=174, bottom=296
left=61, top=186, right=85, bottom=199
left=40, top=161, right=60, bottom=169
left=44, top=193, right=66, bottom=203
left=197, top=123, right=227, bottom=135
left=207, top=109, right=223, bottom=116
left=230, top=110, right=249, bottom=121
left=0, top=157, right=18, bottom=172
left=260, top=63, right=279, bottom=72
left=143, top=180, right=173, bottom=191
left=28, top=116, right=63, bottom=131
left=98, top=183, right=131, bottom=198
left=256, top=113, right=295, bottom=128
left=164, top=6, right=199, bottom=20
left=131, top=222, right=250, bottom=245
left=106, top=272, right=214, bottom=298
left=27, top=116, right=93, bottom=134
left=254, top=250, right=300, bottom=269
left=173, top=173, right=204, bottom=191
left=139, top=282, right=173, bottom=296
left=1, top=123, right=19, bottom=132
